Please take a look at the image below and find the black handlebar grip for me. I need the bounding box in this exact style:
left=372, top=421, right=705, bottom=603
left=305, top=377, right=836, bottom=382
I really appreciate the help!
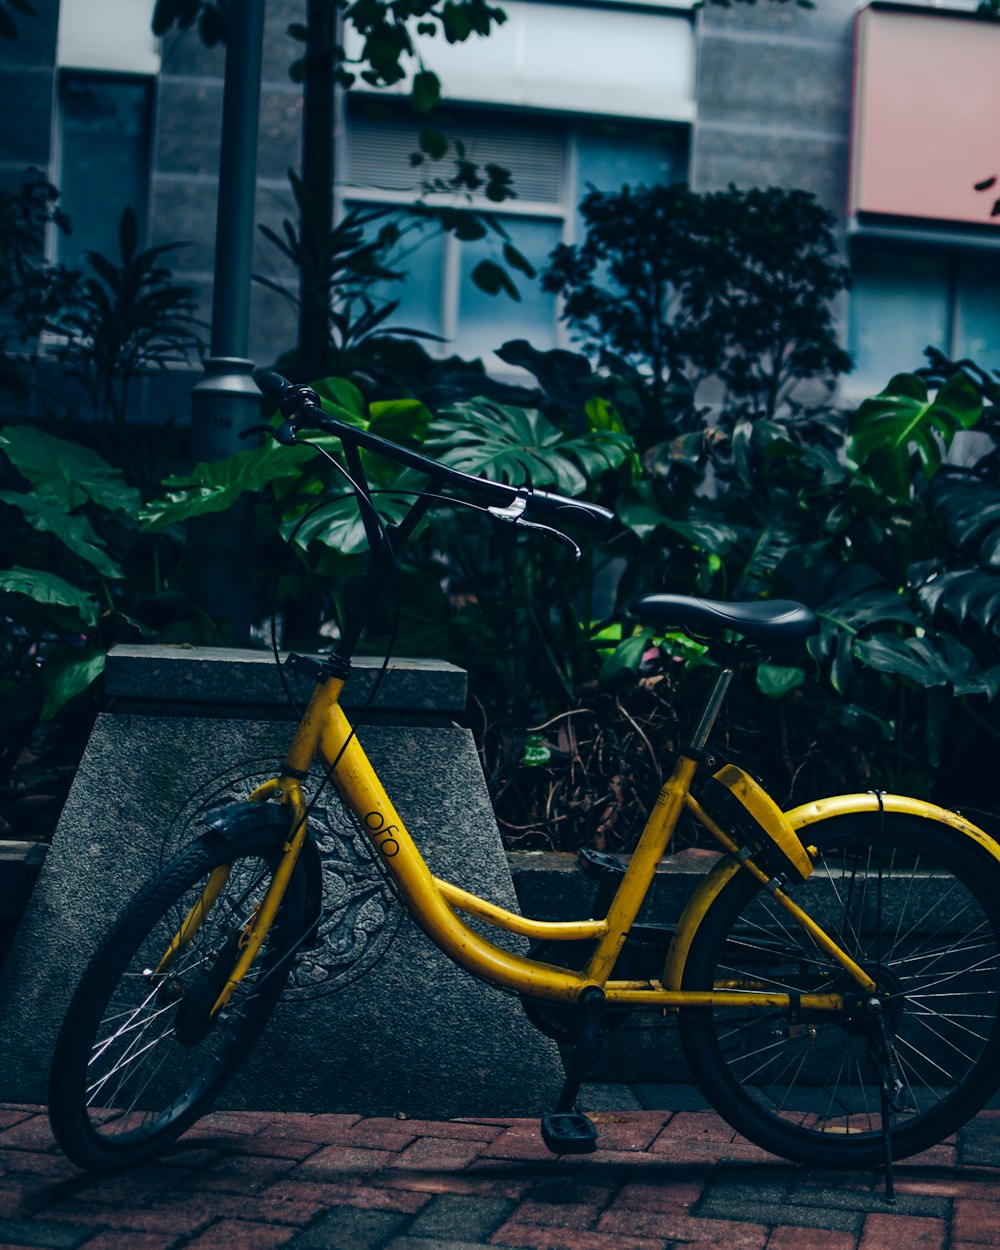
left=254, top=369, right=295, bottom=403
left=526, top=490, right=615, bottom=536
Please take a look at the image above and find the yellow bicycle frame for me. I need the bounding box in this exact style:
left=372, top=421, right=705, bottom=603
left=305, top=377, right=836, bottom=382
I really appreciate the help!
left=176, top=676, right=799, bottom=1016
left=177, top=666, right=1000, bottom=1023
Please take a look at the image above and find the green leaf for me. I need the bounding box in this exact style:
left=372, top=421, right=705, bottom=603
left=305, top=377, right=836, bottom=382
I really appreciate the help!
left=310, top=376, right=368, bottom=426
left=428, top=402, right=629, bottom=497
left=521, top=732, right=551, bottom=766
left=441, top=0, right=473, bottom=41
left=0, top=567, right=98, bottom=628
left=140, top=442, right=318, bottom=530
left=617, top=487, right=738, bottom=554
left=438, top=209, right=488, bottom=242
left=503, top=241, right=536, bottom=279
left=915, top=566, right=1000, bottom=633
left=849, top=372, right=983, bottom=500
left=0, top=427, right=140, bottom=515
left=485, top=163, right=515, bottom=203
left=756, top=663, right=805, bottom=697
left=40, top=646, right=106, bottom=720
left=927, top=474, right=1000, bottom=568
left=855, top=632, right=1000, bottom=697
left=470, top=258, right=519, bottom=301
left=809, top=575, right=919, bottom=695
left=598, top=630, right=654, bottom=687
left=368, top=399, right=433, bottom=445
left=419, top=127, right=448, bottom=159
left=281, top=489, right=417, bottom=556
left=0, top=493, right=124, bottom=579
left=411, top=70, right=441, bottom=113
left=585, top=397, right=627, bottom=436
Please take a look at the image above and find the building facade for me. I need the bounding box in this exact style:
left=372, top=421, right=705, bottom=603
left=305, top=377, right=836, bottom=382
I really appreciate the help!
left=1, top=0, right=997, bottom=421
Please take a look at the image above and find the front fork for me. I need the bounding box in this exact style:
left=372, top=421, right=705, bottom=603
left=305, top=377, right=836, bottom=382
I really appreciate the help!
left=207, top=778, right=309, bottom=1016
left=149, top=776, right=310, bottom=1017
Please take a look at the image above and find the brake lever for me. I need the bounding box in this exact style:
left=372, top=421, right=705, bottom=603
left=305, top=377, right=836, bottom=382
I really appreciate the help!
left=487, top=492, right=581, bottom=558
left=238, top=419, right=300, bottom=446
left=488, top=492, right=529, bottom=523
left=515, top=518, right=582, bottom=559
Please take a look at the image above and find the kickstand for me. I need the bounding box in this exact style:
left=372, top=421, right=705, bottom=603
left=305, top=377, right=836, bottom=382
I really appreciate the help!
left=879, top=1083, right=896, bottom=1203
left=871, top=1007, right=902, bottom=1203
left=540, top=986, right=605, bottom=1154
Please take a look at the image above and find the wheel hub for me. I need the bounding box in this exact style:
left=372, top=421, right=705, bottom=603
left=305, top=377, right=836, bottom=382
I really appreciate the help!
left=171, top=934, right=241, bottom=1046
left=838, top=963, right=905, bottom=1037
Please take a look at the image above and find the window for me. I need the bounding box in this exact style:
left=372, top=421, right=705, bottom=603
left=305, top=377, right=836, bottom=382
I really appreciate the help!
left=849, top=240, right=1000, bottom=394
left=53, top=0, right=157, bottom=269
left=342, top=0, right=696, bottom=123
left=342, top=105, right=688, bottom=363
left=55, top=73, right=153, bottom=270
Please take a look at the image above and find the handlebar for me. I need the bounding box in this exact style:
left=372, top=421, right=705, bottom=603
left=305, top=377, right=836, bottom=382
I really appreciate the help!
left=253, top=369, right=615, bottom=537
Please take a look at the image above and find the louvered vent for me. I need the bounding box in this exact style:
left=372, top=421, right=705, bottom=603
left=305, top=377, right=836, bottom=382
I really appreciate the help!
left=346, top=114, right=566, bottom=204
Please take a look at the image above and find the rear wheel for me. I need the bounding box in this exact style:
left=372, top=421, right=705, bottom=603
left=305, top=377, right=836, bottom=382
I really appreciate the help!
left=678, top=813, right=1000, bottom=1167
left=49, top=825, right=306, bottom=1171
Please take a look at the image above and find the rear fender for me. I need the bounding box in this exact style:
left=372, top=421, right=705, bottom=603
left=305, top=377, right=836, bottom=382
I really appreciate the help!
left=785, top=793, right=1000, bottom=868
left=663, top=792, right=1000, bottom=992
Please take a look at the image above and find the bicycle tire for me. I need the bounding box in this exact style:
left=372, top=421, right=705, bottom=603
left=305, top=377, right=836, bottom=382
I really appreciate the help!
left=677, top=812, right=1000, bottom=1168
left=49, top=824, right=307, bottom=1171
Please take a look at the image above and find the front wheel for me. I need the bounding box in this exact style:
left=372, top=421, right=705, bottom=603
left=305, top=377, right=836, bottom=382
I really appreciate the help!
left=49, top=824, right=307, bottom=1171
left=677, top=812, right=1000, bottom=1168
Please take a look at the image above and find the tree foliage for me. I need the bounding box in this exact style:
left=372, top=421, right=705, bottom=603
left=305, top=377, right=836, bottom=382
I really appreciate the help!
left=0, top=172, right=80, bottom=401
left=544, top=184, right=851, bottom=426
left=56, top=210, right=203, bottom=428
left=152, top=0, right=506, bottom=118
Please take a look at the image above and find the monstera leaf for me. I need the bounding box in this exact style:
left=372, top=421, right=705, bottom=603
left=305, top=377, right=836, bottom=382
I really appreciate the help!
left=927, top=473, right=1000, bottom=567
left=848, top=372, right=982, bottom=501
left=617, top=483, right=738, bottom=554
left=808, top=570, right=920, bottom=694
left=855, top=632, right=1000, bottom=698
left=427, top=402, right=632, bottom=496
left=912, top=564, right=1000, bottom=636
left=280, top=480, right=423, bottom=556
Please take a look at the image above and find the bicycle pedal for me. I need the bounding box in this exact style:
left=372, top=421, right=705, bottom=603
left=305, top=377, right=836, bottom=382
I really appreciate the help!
left=540, top=1112, right=598, bottom=1154
left=577, top=848, right=627, bottom=880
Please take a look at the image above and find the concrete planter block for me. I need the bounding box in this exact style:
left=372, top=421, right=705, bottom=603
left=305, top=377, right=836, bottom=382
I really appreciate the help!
left=0, top=646, right=563, bottom=1118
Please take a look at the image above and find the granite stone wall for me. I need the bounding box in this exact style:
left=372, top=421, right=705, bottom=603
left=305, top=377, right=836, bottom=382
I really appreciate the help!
left=0, top=649, right=565, bottom=1118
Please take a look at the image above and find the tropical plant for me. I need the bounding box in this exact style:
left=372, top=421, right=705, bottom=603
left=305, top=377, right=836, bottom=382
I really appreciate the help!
left=55, top=209, right=203, bottom=428
left=0, top=0, right=34, bottom=40
left=0, top=171, right=81, bottom=404
left=544, top=183, right=851, bottom=440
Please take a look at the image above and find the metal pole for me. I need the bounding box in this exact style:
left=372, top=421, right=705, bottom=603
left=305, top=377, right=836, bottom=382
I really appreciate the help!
left=188, top=0, right=267, bottom=645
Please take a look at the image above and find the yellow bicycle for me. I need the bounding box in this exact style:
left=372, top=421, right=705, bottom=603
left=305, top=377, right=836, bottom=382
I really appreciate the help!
left=48, top=371, right=1000, bottom=1177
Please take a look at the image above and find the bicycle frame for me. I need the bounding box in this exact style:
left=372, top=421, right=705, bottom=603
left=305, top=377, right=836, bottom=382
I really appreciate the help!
left=196, top=664, right=891, bottom=1023
left=173, top=423, right=1000, bottom=1030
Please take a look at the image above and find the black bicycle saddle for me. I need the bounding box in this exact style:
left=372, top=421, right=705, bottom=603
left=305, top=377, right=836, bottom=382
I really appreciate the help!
left=628, top=594, right=819, bottom=644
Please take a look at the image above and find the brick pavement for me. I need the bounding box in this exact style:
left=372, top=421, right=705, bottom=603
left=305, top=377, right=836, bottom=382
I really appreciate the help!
left=0, top=1101, right=996, bottom=1249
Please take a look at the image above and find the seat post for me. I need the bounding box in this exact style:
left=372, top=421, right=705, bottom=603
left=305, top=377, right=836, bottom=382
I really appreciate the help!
left=690, top=667, right=734, bottom=750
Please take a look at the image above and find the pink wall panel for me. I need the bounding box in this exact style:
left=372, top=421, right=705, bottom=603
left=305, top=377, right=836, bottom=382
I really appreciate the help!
left=851, top=6, right=1000, bottom=226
